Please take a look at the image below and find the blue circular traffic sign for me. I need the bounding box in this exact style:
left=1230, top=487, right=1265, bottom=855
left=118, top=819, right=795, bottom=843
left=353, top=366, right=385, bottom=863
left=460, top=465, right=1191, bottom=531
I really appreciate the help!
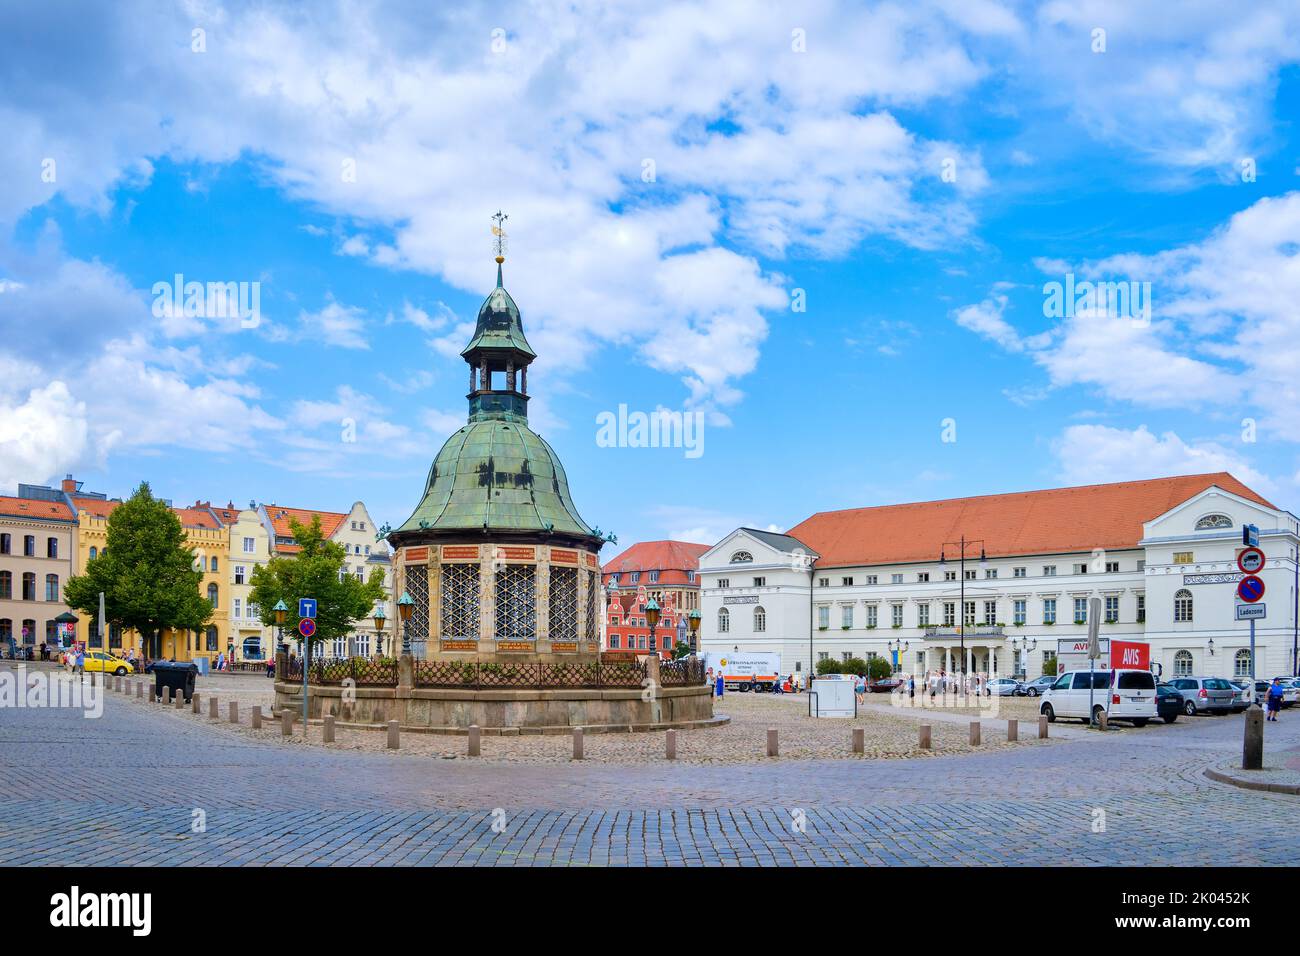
left=1237, top=575, right=1265, bottom=603
left=298, top=618, right=317, bottom=638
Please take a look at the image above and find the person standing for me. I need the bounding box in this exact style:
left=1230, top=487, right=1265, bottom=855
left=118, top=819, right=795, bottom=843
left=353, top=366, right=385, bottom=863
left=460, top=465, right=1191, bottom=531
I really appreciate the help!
left=1267, top=678, right=1284, bottom=722
left=73, top=646, right=85, bottom=679
left=715, top=671, right=725, bottom=698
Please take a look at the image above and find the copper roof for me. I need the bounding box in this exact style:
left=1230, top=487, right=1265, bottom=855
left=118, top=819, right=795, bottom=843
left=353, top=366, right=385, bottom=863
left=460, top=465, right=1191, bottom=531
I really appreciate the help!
left=787, top=473, right=1274, bottom=569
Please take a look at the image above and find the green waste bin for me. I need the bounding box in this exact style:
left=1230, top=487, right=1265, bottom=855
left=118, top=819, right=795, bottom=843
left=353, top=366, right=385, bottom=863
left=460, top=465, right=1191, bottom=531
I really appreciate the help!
left=152, top=660, right=198, bottom=702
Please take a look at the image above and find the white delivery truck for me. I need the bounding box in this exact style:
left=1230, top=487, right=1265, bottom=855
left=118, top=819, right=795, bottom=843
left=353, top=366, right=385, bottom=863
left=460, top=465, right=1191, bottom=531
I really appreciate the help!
left=699, top=651, right=782, bottom=692
left=1055, top=637, right=1110, bottom=675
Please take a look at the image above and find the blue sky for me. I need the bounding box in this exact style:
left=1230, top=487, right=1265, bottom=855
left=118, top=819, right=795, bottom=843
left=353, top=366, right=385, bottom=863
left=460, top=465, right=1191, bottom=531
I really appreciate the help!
left=2, top=1, right=1300, bottom=548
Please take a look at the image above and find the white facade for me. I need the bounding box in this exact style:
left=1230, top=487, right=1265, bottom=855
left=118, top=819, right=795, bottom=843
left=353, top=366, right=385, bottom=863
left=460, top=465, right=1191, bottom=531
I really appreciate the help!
left=700, top=487, right=1299, bottom=682
left=228, top=508, right=272, bottom=661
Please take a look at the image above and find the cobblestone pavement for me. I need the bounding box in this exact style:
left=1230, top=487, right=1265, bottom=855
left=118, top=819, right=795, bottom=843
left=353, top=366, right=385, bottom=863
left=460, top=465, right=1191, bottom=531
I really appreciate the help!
left=4, top=670, right=1300, bottom=865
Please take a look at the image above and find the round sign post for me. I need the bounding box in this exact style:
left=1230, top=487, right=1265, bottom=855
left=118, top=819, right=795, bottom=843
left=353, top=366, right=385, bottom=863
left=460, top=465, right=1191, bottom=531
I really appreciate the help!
left=297, top=617, right=317, bottom=736
left=1237, top=547, right=1265, bottom=575
left=1237, top=575, right=1266, bottom=604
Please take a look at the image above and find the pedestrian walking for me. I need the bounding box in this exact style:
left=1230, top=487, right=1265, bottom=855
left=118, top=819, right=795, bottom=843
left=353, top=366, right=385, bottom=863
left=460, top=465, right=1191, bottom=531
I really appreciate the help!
left=715, top=671, right=725, bottom=698
left=73, top=647, right=85, bottom=679
left=1267, top=678, right=1284, bottom=721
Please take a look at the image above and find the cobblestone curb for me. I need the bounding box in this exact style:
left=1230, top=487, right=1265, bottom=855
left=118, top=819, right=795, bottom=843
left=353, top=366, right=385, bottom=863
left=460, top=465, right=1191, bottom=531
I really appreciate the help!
left=1204, top=765, right=1300, bottom=795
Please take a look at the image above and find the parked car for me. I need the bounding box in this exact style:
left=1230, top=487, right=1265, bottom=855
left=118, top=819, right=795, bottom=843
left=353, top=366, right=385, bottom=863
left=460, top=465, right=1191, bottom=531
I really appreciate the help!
left=868, top=678, right=902, bottom=693
left=1155, top=683, right=1181, bottom=723
left=1164, top=676, right=1235, bottom=716
left=1258, top=680, right=1300, bottom=708
left=1227, top=680, right=1250, bottom=713
left=1022, top=675, right=1056, bottom=697
left=986, top=677, right=1022, bottom=697
left=1039, top=669, right=1157, bottom=726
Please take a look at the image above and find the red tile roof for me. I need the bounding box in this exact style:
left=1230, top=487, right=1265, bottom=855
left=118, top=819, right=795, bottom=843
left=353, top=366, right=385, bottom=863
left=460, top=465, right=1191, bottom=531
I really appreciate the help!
left=602, top=540, right=710, bottom=575
left=265, top=506, right=348, bottom=553
left=0, top=496, right=74, bottom=521
left=72, top=497, right=121, bottom=519
left=787, top=473, right=1274, bottom=569
left=172, top=507, right=222, bottom=530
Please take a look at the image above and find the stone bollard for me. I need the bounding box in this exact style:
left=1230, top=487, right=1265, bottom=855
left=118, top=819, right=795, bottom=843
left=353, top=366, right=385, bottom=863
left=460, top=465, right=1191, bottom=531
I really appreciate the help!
left=191, top=693, right=200, bottom=714
left=969, top=721, right=981, bottom=746
left=666, top=729, right=677, bottom=760
left=281, top=710, right=293, bottom=737
left=1038, top=714, right=1049, bottom=739
left=113, top=676, right=120, bottom=692
left=852, top=727, right=864, bottom=755
left=919, top=724, right=932, bottom=750
left=571, top=727, right=584, bottom=760
left=251, top=706, right=262, bottom=730
left=1243, top=707, right=1264, bottom=770
left=135, top=680, right=143, bottom=700
left=175, top=689, right=185, bottom=709
left=468, top=724, right=481, bottom=757
left=162, top=686, right=172, bottom=705
left=1098, top=710, right=1108, bottom=732
left=1007, top=718, right=1018, bottom=742
left=208, top=696, right=218, bottom=719
left=766, top=727, right=779, bottom=758
left=387, top=720, right=400, bottom=750
left=323, top=714, right=335, bottom=743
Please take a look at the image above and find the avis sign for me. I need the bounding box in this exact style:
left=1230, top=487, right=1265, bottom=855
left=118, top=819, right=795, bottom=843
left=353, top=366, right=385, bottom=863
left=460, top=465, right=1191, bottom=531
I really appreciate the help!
left=1110, top=640, right=1151, bottom=671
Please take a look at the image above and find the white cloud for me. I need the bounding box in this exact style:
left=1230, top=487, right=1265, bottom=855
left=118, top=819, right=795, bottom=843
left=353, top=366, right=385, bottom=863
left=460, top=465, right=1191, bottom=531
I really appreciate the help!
left=952, top=294, right=1023, bottom=352
left=0, top=382, right=89, bottom=492
left=298, top=298, right=370, bottom=350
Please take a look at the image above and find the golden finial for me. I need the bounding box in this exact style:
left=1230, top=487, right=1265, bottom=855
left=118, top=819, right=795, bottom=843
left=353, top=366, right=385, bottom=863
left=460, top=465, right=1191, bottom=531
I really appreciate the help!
left=491, top=210, right=508, bottom=264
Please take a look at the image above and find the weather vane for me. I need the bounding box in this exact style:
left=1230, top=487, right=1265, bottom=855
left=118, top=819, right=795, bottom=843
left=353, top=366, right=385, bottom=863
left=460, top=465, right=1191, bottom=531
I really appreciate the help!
left=491, top=210, right=508, bottom=263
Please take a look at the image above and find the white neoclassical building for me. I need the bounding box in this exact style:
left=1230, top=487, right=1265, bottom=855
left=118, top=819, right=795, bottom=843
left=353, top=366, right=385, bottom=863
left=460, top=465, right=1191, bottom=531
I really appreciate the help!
left=699, top=474, right=1299, bottom=683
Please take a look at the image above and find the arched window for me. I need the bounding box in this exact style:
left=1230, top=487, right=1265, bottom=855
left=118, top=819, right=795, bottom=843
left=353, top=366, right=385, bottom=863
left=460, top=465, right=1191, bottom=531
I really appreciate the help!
left=1234, top=648, right=1251, bottom=678
left=0, top=619, right=10, bottom=643
left=206, top=626, right=218, bottom=651
left=207, top=583, right=218, bottom=608
left=1173, top=589, right=1193, bottom=622
left=21, top=573, right=35, bottom=601
left=21, top=619, right=35, bottom=645
left=729, top=551, right=753, bottom=564
left=45, top=574, right=59, bottom=602
left=718, top=607, right=730, bottom=633
left=46, top=537, right=58, bottom=559
left=0, top=571, right=10, bottom=600
left=753, top=605, right=766, bottom=632
left=1174, top=649, right=1193, bottom=676
left=89, top=546, right=98, bottom=561
left=210, top=556, right=218, bottom=572
left=1194, top=514, right=1232, bottom=530
left=242, top=636, right=262, bottom=660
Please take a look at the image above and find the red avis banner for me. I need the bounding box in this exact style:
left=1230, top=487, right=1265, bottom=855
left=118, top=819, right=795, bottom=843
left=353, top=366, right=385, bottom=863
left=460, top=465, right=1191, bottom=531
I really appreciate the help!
left=1110, top=640, right=1150, bottom=671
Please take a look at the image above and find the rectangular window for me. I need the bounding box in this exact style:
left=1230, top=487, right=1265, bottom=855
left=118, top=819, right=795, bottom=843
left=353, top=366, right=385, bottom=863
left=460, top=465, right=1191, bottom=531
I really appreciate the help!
left=687, top=571, right=695, bottom=583
left=891, top=574, right=903, bottom=584
left=23, top=536, right=35, bottom=557
left=817, top=651, right=829, bottom=662
left=1013, top=599, right=1026, bottom=625
left=234, top=566, right=246, bottom=585
left=1105, top=561, right=1119, bottom=573
left=983, top=600, right=996, bottom=625
left=609, top=634, right=620, bottom=649
left=1104, top=596, right=1119, bottom=623
left=864, top=605, right=876, bottom=628
left=47, top=538, right=58, bottom=559
left=752, top=577, right=765, bottom=587
left=0, top=533, right=8, bottom=554
left=717, top=578, right=729, bottom=588
left=944, top=571, right=956, bottom=581
left=841, top=605, right=854, bottom=628
left=917, top=572, right=929, bottom=583
left=1043, top=598, right=1057, bottom=624
left=1013, top=567, right=1026, bottom=578
left=943, top=602, right=955, bottom=626
left=1074, top=597, right=1088, bottom=624
left=818, top=577, right=829, bottom=587
left=841, top=576, right=853, bottom=586
left=865, top=575, right=878, bottom=585
left=964, top=569, right=976, bottom=580
left=630, top=572, right=640, bottom=583
left=649, top=570, right=659, bottom=583
left=1136, top=594, right=1146, bottom=623
left=963, top=601, right=976, bottom=626
left=918, top=604, right=930, bottom=627
left=1043, top=565, right=1056, bottom=576
left=891, top=604, right=903, bottom=627
left=1137, top=560, right=1145, bottom=572
left=233, top=599, right=241, bottom=620
left=1173, top=552, right=1193, bottom=564
left=817, top=606, right=830, bottom=628
left=985, top=569, right=997, bottom=579
left=242, top=537, right=255, bottom=553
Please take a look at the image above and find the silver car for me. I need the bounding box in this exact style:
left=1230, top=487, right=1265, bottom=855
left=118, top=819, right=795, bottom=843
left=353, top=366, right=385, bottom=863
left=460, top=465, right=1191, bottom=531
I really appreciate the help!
left=1165, top=676, right=1235, bottom=716
left=986, top=677, right=1022, bottom=697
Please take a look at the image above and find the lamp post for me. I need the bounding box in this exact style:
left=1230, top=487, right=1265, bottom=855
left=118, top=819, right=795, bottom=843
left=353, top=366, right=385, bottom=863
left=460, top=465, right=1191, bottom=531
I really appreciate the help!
left=688, top=609, right=701, bottom=654
left=397, top=592, right=414, bottom=655
left=940, top=536, right=985, bottom=687
left=888, top=636, right=909, bottom=675
left=1010, top=636, right=1037, bottom=679
left=273, top=599, right=288, bottom=658
left=372, top=605, right=387, bottom=658
left=645, top=597, right=661, bottom=658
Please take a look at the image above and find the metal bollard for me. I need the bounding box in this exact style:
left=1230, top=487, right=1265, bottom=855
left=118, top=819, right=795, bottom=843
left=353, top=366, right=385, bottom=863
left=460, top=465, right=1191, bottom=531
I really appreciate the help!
left=969, top=721, right=981, bottom=746
left=323, top=714, right=335, bottom=743
left=1038, top=714, right=1049, bottom=739
left=666, top=729, right=677, bottom=760
left=1007, top=718, right=1018, bottom=742
left=228, top=701, right=238, bottom=724
left=209, top=696, right=218, bottom=719
left=468, top=724, right=481, bottom=757
left=852, top=727, right=864, bottom=754
left=572, top=727, right=583, bottom=760
left=281, top=710, right=293, bottom=737
left=766, top=727, right=779, bottom=758
left=387, top=720, right=400, bottom=750
left=919, top=724, right=932, bottom=750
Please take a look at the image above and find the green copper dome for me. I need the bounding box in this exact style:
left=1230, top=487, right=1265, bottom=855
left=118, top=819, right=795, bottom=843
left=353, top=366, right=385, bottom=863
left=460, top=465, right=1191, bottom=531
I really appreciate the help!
left=460, top=263, right=536, bottom=359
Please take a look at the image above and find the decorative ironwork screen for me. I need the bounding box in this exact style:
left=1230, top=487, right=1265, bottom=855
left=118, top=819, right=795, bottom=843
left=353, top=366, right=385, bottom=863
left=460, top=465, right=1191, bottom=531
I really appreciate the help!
left=440, top=562, right=480, bottom=641
left=405, top=564, right=430, bottom=657
left=584, top=569, right=598, bottom=642
left=412, top=659, right=646, bottom=689
left=495, top=564, right=536, bottom=641
left=548, top=567, right=578, bottom=642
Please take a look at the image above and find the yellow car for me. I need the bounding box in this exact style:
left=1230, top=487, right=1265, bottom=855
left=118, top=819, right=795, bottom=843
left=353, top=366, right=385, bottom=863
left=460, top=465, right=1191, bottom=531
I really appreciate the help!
left=81, top=651, right=135, bottom=675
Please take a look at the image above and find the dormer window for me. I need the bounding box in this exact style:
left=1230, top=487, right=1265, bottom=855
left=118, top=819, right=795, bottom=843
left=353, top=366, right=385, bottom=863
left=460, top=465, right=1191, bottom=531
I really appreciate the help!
left=730, top=551, right=753, bottom=564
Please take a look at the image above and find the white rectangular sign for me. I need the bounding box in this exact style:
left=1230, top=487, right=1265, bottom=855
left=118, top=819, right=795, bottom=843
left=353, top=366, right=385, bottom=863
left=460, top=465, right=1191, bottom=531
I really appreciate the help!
left=1236, top=603, right=1267, bottom=621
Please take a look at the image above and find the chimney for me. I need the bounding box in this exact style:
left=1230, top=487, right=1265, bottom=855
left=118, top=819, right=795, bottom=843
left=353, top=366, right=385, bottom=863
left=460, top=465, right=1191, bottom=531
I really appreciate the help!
left=61, top=475, right=77, bottom=493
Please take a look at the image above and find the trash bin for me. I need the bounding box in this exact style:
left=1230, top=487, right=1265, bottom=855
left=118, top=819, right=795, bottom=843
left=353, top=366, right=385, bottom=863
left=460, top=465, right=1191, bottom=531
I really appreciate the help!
left=152, top=660, right=198, bottom=702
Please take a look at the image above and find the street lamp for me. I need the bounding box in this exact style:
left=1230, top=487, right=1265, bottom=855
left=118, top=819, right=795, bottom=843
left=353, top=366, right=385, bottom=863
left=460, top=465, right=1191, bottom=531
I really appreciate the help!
left=940, top=535, right=985, bottom=684
left=397, top=592, right=414, bottom=655
left=888, top=636, right=909, bottom=675
left=687, top=609, right=701, bottom=653
left=372, top=605, right=387, bottom=658
left=273, top=600, right=288, bottom=657
left=645, top=597, right=661, bottom=657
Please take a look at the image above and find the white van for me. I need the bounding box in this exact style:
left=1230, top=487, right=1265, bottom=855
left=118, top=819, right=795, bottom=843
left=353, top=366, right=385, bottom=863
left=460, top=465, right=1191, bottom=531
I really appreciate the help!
left=1040, top=669, right=1157, bottom=726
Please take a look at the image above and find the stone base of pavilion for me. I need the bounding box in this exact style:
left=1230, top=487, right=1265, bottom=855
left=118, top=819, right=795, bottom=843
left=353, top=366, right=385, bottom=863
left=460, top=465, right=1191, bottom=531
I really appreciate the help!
left=272, top=652, right=719, bottom=735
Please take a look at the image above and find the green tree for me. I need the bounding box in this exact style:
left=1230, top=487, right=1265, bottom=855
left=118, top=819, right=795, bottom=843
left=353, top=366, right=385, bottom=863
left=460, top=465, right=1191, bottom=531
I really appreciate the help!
left=64, top=482, right=212, bottom=658
left=1041, top=654, right=1058, bottom=678
left=865, top=656, right=893, bottom=681
left=248, top=515, right=386, bottom=666
left=671, top=640, right=692, bottom=660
